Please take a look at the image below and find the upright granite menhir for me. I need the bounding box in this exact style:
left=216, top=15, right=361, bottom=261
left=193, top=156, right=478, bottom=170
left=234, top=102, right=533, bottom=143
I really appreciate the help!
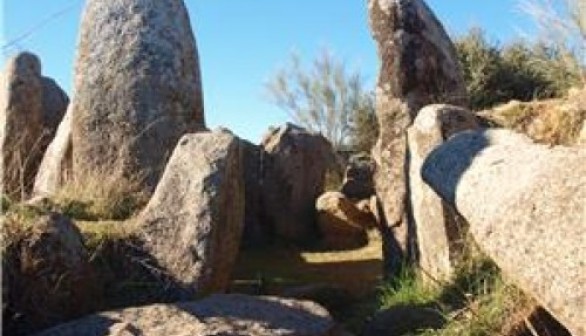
left=1, top=52, right=68, bottom=199
left=367, top=0, right=468, bottom=269
left=71, top=0, right=205, bottom=190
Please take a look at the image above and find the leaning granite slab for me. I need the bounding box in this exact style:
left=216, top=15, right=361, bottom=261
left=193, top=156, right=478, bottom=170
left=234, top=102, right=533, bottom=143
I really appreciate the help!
left=33, top=106, right=72, bottom=196
left=422, top=129, right=586, bottom=336
left=34, top=294, right=342, bottom=336
left=407, top=104, right=478, bottom=284
left=137, top=130, right=244, bottom=298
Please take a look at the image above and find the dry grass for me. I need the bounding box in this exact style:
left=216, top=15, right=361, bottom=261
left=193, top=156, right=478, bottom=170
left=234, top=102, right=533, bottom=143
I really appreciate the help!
left=51, top=168, right=148, bottom=221
left=1, top=205, right=41, bottom=253
left=1, top=130, right=50, bottom=201
left=479, top=88, right=586, bottom=145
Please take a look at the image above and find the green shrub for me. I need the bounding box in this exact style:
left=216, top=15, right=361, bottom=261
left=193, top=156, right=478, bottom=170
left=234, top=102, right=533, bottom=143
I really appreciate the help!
left=455, top=28, right=583, bottom=110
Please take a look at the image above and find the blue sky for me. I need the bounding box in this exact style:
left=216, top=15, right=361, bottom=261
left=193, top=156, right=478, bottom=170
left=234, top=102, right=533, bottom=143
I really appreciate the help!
left=3, top=1, right=537, bottom=142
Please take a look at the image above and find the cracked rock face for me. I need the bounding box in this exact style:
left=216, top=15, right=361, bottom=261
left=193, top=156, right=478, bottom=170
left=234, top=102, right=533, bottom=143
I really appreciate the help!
left=367, top=0, right=467, bottom=266
left=71, top=0, right=205, bottom=191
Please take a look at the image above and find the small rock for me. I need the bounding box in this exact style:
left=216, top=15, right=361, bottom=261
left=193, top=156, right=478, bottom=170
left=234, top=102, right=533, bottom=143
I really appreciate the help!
left=316, top=191, right=375, bottom=250
left=340, top=154, right=375, bottom=200
left=3, top=213, right=96, bottom=334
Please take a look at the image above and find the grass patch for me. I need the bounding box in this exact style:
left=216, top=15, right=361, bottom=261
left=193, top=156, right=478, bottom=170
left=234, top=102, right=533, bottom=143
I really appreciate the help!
left=372, top=248, right=542, bottom=336
left=422, top=279, right=533, bottom=336
left=378, top=266, right=441, bottom=309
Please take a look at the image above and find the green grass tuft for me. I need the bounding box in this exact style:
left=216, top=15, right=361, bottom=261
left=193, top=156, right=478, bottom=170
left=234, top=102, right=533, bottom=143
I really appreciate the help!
left=378, top=266, right=441, bottom=310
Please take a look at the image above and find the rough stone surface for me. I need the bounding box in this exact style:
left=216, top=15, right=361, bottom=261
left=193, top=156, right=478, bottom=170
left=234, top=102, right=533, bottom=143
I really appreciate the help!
left=579, top=120, right=586, bottom=145
left=40, top=77, right=69, bottom=145
left=241, top=139, right=266, bottom=247
left=1, top=53, right=43, bottom=197
left=33, top=107, right=73, bottom=196
left=340, top=154, right=375, bottom=200
left=35, top=294, right=340, bottom=336
left=407, top=104, right=478, bottom=283
left=260, top=123, right=335, bottom=243
left=316, top=191, right=374, bottom=250
left=367, top=0, right=468, bottom=271
left=422, top=129, right=586, bottom=336
left=3, top=213, right=96, bottom=335
left=71, top=0, right=205, bottom=191
left=138, top=130, right=244, bottom=297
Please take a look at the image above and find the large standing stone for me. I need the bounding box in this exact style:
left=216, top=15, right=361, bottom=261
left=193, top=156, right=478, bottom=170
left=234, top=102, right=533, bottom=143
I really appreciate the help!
left=35, top=294, right=341, bottom=336
left=367, top=0, right=468, bottom=271
left=422, top=129, right=586, bottom=336
left=407, top=104, right=478, bottom=284
left=1, top=52, right=69, bottom=199
left=138, top=130, right=244, bottom=297
left=0, top=52, right=59, bottom=199
left=260, top=123, right=335, bottom=243
left=71, top=0, right=205, bottom=191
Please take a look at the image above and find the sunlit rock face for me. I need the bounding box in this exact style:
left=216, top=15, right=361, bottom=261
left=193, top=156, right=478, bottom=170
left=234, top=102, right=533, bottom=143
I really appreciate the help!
left=71, top=0, right=205, bottom=191
left=367, top=0, right=468, bottom=272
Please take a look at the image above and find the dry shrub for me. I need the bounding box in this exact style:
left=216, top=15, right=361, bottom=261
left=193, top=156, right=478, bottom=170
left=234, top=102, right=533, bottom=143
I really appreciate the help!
left=1, top=130, right=51, bottom=201
left=479, top=88, right=586, bottom=145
